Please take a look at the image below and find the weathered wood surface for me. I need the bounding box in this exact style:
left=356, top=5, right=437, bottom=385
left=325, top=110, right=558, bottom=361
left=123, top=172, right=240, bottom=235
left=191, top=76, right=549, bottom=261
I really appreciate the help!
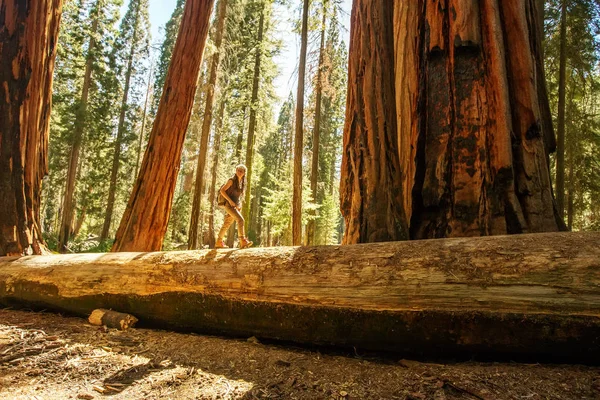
left=1, top=232, right=599, bottom=361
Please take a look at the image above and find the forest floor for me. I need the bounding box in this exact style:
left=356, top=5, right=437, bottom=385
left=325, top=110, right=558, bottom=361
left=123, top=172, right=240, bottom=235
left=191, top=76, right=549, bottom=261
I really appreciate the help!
left=0, top=309, right=599, bottom=400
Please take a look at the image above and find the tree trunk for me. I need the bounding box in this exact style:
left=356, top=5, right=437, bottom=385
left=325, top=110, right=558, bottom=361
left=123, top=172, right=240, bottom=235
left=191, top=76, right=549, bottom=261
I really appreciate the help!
left=188, top=0, right=228, bottom=250
left=235, top=106, right=246, bottom=162
left=58, top=12, right=100, bottom=253
left=556, top=0, right=567, bottom=219
left=112, top=0, right=216, bottom=252
left=390, top=0, right=563, bottom=241
left=135, top=63, right=153, bottom=180
left=307, top=0, right=328, bottom=246
left=292, top=0, right=310, bottom=246
left=207, top=99, right=226, bottom=249
left=0, top=0, right=64, bottom=256
left=2, top=232, right=600, bottom=362
left=341, top=0, right=408, bottom=244
left=242, top=6, right=265, bottom=235
left=101, top=7, right=141, bottom=242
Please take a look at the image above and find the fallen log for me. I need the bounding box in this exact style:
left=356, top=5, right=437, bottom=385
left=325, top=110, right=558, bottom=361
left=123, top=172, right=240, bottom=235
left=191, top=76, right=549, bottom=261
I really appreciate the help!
left=88, top=309, right=138, bottom=330
left=1, top=232, right=599, bottom=362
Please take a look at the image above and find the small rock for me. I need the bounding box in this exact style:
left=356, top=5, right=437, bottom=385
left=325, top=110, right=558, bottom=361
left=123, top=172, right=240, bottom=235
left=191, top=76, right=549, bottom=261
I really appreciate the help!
left=247, top=336, right=260, bottom=344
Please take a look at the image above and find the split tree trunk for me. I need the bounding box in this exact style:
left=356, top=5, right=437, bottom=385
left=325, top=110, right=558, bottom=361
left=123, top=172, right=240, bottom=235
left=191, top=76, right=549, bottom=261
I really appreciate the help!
left=112, top=0, right=216, bottom=252
left=188, top=0, right=228, bottom=250
left=242, top=6, right=265, bottom=235
left=58, top=10, right=100, bottom=253
left=341, top=0, right=408, bottom=244
left=2, top=232, right=599, bottom=362
left=307, top=0, right=328, bottom=246
left=390, top=0, right=564, bottom=241
left=0, top=0, right=64, bottom=256
left=101, top=5, right=142, bottom=242
left=292, top=0, right=310, bottom=246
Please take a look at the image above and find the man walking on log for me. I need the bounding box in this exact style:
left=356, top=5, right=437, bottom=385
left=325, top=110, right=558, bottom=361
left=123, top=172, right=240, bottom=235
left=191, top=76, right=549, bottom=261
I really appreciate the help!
left=216, top=165, right=253, bottom=249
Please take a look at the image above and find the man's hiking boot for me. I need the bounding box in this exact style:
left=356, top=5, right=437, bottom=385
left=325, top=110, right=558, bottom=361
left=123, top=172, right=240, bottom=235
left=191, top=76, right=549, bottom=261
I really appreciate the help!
left=215, top=239, right=228, bottom=249
left=239, top=237, right=253, bottom=249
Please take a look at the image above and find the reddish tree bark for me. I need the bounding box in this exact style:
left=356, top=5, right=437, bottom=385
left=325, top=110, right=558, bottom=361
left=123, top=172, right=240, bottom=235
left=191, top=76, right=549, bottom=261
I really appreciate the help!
left=340, top=0, right=409, bottom=244
left=0, top=0, right=64, bottom=256
left=112, top=0, right=215, bottom=252
left=393, top=0, right=564, bottom=239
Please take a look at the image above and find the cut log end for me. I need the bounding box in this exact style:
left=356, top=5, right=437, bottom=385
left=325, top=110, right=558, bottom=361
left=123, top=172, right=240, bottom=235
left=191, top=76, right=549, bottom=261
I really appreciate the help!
left=89, top=309, right=138, bottom=330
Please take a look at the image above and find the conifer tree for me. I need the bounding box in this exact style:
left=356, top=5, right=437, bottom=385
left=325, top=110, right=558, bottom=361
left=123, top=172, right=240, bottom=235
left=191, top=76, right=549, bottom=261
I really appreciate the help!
left=101, top=0, right=151, bottom=242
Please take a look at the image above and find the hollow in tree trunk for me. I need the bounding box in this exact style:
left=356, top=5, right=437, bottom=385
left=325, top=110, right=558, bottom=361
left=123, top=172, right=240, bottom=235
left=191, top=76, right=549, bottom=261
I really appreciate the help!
left=112, top=0, right=216, bottom=252
left=0, top=0, right=64, bottom=256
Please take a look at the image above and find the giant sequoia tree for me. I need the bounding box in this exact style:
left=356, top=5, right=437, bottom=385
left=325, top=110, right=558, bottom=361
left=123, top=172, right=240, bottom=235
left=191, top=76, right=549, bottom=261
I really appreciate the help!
left=0, top=0, right=64, bottom=256
left=112, top=0, right=216, bottom=252
left=342, top=0, right=565, bottom=244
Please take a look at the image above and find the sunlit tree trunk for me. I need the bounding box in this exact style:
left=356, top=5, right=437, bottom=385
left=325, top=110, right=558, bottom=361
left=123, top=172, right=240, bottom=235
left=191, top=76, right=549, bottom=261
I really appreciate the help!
left=207, top=99, right=226, bottom=249
left=292, top=0, right=310, bottom=245
left=101, top=6, right=142, bottom=242
left=112, top=0, right=216, bottom=252
left=58, top=8, right=100, bottom=252
left=307, top=0, right=327, bottom=246
left=341, top=0, right=408, bottom=244
left=189, top=0, right=228, bottom=249
left=556, top=0, right=567, bottom=219
left=0, top=0, right=64, bottom=256
left=135, top=63, right=153, bottom=179
left=242, top=5, right=265, bottom=236
left=392, top=0, right=563, bottom=240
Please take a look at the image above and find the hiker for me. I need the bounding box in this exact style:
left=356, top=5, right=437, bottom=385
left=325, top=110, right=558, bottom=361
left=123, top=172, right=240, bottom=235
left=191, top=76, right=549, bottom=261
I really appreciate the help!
left=215, top=164, right=253, bottom=249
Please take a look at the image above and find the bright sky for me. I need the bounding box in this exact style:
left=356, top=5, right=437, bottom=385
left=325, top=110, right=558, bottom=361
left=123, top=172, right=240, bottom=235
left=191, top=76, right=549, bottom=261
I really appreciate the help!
left=124, top=0, right=351, bottom=105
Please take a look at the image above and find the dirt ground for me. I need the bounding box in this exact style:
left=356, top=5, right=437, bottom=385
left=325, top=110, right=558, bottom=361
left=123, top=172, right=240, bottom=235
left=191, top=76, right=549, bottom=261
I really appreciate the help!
left=1, top=309, right=599, bottom=400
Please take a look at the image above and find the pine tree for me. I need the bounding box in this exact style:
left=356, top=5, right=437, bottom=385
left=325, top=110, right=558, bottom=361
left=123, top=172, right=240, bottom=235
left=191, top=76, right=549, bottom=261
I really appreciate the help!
left=56, top=0, right=122, bottom=252
left=101, top=0, right=151, bottom=242
left=188, top=0, right=230, bottom=250
left=112, top=0, right=216, bottom=252
left=292, top=0, right=310, bottom=246
left=151, top=0, right=185, bottom=117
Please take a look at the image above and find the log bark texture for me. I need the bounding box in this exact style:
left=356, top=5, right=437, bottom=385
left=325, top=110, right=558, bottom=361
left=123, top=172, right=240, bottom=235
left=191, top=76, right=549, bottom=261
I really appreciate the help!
left=341, top=0, right=409, bottom=244
left=0, top=0, right=64, bottom=256
left=112, top=0, right=215, bottom=252
left=393, top=0, right=564, bottom=240
left=1, top=232, right=599, bottom=361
